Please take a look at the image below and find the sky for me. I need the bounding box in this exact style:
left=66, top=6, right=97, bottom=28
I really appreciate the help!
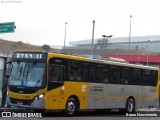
left=0, top=0, right=160, bottom=46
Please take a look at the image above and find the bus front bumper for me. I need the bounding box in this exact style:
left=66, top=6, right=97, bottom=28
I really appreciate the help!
left=6, top=96, right=45, bottom=109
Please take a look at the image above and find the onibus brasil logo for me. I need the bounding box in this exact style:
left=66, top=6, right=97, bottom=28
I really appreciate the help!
left=1, top=112, right=42, bottom=118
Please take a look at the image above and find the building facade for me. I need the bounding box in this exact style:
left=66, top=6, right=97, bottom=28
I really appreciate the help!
left=69, top=35, right=160, bottom=52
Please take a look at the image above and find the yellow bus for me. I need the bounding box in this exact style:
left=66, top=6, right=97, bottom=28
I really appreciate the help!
left=5, top=51, right=160, bottom=116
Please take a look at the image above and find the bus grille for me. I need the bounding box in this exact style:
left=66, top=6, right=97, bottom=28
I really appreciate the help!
left=10, top=98, right=33, bottom=106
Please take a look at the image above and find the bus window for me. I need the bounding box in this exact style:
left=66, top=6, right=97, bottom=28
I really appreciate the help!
left=109, top=66, right=120, bottom=84
left=88, top=64, right=96, bottom=82
left=102, top=66, right=109, bottom=83
left=151, top=71, right=158, bottom=86
left=82, top=63, right=88, bottom=82
left=49, top=64, right=64, bottom=82
left=143, top=70, right=151, bottom=86
left=96, top=65, right=103, bottom=83
left=68, top=61, right=82, bottom=81
left=121, top=68, right=131, bottom=85
left=131, top=69, right=142, bottom=85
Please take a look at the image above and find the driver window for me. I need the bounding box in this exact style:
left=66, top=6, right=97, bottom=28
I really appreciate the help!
left=49, top=64, right=64, bottom=82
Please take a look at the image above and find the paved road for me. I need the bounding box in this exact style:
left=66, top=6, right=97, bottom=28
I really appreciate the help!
left=0, top=117, right=160, bottom=120
left=0, top=115, right=160, bottom=120
left=0, top=89, right=2, bottom=105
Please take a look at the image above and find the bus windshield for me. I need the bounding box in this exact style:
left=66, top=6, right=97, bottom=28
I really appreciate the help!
left=8, top=61, right=46, bottom=87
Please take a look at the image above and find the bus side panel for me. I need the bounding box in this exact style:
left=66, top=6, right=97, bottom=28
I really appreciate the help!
left=87, top=84, right=150, bottom=109
left=45, top=87, right=61, bottom=110
left=125, top=85, right=142, bottom=108
left=87, top=83, right=127, bottom=109
left=141, top=86, right=158, bottom=107
left=46, top=81, right=88, bottom=110
left=87, top=83, right=105, bottom=109
left=105, top=84, right=127, bottom=109
left=59, top=82, right=88, bottom=110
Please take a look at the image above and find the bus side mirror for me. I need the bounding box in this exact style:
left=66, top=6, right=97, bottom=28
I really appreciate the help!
left=4, top=61, right=12, bottom=78
left=4, top=75, right=10, bottom=78
left=1, top=61, right=12, bottom=107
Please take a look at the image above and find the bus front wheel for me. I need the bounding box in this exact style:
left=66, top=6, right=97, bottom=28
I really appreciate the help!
left=126, top=98, right=135, bottom=113
left=65, top=98, right=78, bottom=116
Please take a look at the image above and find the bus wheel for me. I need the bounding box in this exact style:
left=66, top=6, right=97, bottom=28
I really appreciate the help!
left=65, top=98, right=78, bottom=116
left=6, top=105, right=11, bottom=108
left=126, top=98, right=135, bottom=113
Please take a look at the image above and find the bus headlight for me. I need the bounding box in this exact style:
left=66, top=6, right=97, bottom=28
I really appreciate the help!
left=34, top=94, right=44, bottom=101
left=39, top=94, right=44, bottom=99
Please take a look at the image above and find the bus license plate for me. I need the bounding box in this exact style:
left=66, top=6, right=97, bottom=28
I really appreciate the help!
left=17, top=101, right=23, bottom=105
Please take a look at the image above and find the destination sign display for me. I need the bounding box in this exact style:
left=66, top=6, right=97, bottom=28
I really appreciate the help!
left=13, top=52, right=46, bottom=59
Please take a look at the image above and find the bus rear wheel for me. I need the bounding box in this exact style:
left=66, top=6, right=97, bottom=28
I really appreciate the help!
left=126, top=98, right=135, bottom=113
left=65, top=98, right=78, bottom=116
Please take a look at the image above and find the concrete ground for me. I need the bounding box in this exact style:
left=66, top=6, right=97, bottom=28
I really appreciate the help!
left=0, top=90, right=1, bottom=106
left=0, top=91, right=1, bottom=107
left=138, top=108, right=159, bottom=111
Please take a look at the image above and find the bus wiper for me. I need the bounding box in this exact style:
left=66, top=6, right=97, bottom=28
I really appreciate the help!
left=26, top=62, right=37, bottom=80
left=17, top=60, right=21, bottom=72
left=35, top=79, right=40, bottom=87
left=26, top=64, right=30, bottom=80
left=17, top=61, right=23, bottom=80
left=27, top=61, right=37, bottom=74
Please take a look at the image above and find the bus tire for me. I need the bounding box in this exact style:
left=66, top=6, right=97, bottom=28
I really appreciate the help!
left=6, top=105, right=11, bottom=108
left=126, top=98, right=135, bottom=113
left=65, top=98, right=78, bottom=116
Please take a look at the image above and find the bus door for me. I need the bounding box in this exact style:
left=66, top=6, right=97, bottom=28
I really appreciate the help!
left=48, top=64, right=65, bottom=109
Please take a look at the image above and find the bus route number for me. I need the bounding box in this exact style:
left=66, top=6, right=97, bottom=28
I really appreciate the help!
left=15, top=53, right=43, bottom=59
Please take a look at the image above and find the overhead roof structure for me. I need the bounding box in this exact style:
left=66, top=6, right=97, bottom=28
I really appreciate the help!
left=102, top=55, right=160, bottom=64
left=69, top=35, right=160, bottom=45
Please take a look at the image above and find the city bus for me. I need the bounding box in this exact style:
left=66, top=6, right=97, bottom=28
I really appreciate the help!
left=5, top=51, right=160, bottom=116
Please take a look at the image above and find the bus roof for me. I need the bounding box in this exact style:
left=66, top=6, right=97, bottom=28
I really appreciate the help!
left=14, top=51, right=159, bottom=71
left=91, top=58, right=158, bottom=70
left=48, top=52, right=159, bottom=71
